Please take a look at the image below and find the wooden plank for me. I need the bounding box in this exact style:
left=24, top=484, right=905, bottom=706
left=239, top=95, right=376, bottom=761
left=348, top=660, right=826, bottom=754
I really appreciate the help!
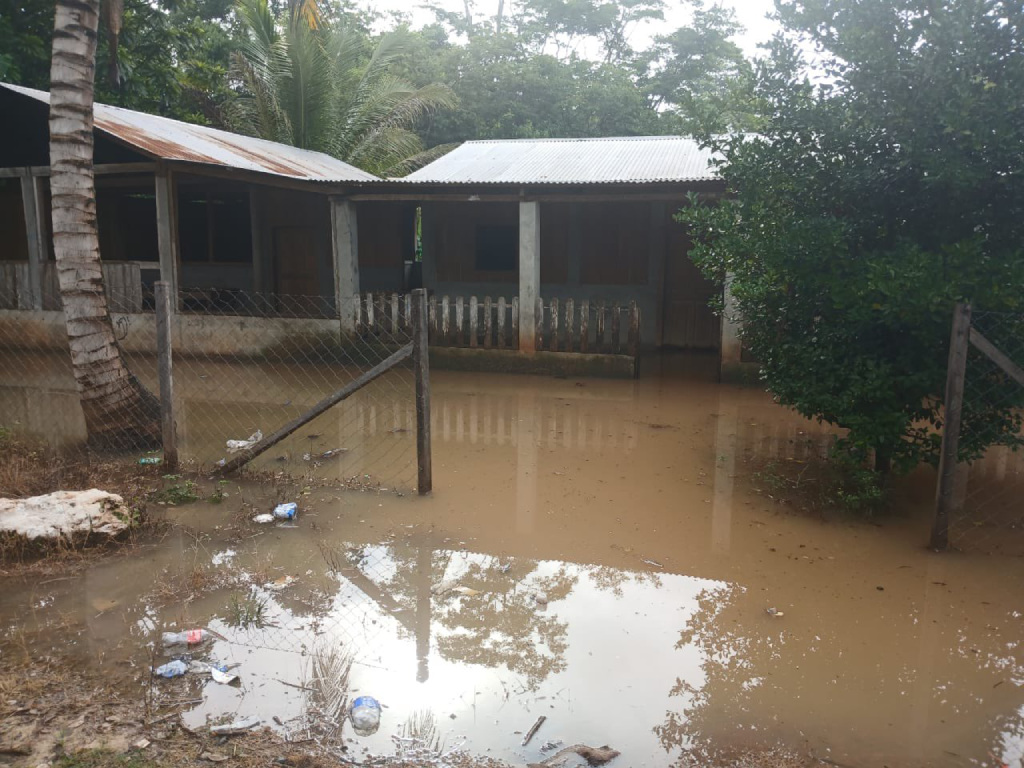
left=442, top=295, right=451, bottom=345
left=405, top=293, right=412, bottom=331
left=412, top=289, right=432, bottom=495
left=0, top=264, right=15, bottom=310
left=155, top=281, right=178, bottom=469
left=580, top=299, right=589, bottom=353
left=511, top=296, right=519, bottom=350
left=497, top=297, right=506, bottom=349
left=391, top=293, right=400, bottom=335
left=218, top=343, right=413, bottom=475
left=376, top=293, right=387, bottom=334
left=628, top=300, right=640, bottom=357
left=428, top=295, right=437, bottom=343
left=564, top=298, right=574, bottom=353
left=612, top=301, right=621, bottom=353
left=469, top=296, right=478, bottom=348
left=550, top=297, right=559, bottom=352
left=455, top=296, right=465, bottom=346
left=970, top=328, right=1024, bottom=388
left=596, top=300, right=605, bottom=353
left=484, top=296, right=493, bottom=349
left=366, top=292, right=376, bottom=333
left=14, top=263, right=32, bottom=311
left=931, top=302, right=972, bottom=550
left=535, top=296, right=544, bottom=351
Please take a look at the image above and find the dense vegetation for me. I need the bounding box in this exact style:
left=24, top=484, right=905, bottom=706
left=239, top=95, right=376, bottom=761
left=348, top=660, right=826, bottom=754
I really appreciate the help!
left=682, top=0, right=1024, bottom=474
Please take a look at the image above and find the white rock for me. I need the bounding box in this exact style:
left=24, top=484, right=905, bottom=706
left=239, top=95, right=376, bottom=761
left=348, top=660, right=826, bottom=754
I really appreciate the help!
left=0, top=489, right=129, bottom=540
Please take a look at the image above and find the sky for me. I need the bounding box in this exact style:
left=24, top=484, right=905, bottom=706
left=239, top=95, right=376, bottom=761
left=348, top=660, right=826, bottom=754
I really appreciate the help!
left=356, top=0, right=780, bottom=59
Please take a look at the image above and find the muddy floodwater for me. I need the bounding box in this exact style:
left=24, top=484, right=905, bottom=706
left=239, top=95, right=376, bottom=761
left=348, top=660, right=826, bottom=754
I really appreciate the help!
left=2, top=356, right=1024, bottom=767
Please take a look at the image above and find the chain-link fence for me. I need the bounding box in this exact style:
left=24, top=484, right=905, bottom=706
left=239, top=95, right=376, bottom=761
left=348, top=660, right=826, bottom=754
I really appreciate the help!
left=0, top=286, right=427, bottom=494
left=934, top=306, right=1024, bottom=553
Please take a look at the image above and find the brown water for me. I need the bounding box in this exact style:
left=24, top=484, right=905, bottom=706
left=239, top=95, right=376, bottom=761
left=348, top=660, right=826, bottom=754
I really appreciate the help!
left=2, top=356, right=1024, bottom=767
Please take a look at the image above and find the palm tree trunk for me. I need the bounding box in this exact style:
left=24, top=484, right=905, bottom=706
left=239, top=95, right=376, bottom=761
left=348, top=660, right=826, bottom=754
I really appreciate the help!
left=49, top=0, right=159, bottom=450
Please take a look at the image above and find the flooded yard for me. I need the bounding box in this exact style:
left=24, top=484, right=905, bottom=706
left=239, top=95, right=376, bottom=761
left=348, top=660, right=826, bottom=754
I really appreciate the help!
left=2, top=357, right=1024, bottom=767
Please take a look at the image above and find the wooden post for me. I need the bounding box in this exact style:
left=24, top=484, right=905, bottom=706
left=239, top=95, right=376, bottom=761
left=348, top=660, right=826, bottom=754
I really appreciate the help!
left=628, top=300, right=640, bottom=357
left=367, top=292, right=375, bottom=333
left=428, top=295, right=437, bottom=343
left=511, top=297, right=519, bottom=350
left=330, top=198, right=360, bottom=333
left=155, top=167, right=180, bottom=310
left=456, top=296, right=465, bottom=346
left=931, top=302, right=971, bottom=551
left=565, top=298, right=574, bottom=353
left=155, top=281, right=178, bottom=469
left=551, top=297, right=560, bottom=352
left=442, top=295, right=451, bottom=345
left=596, top=300, right=606, bottom=353
left=580, top=299, right=589, bottom=353
left=535, top=296, right=544, bottom=351
left=469, top=296, right=478, bottom=348
left=484, top=296, right=493, bottom=349
left=612, top=301, right=621, bottom=353
left=391, top=293, right=399, bottom=334
left=412, top=289, right=432, bottom=495
left=497, top=297, right=507, bottom=349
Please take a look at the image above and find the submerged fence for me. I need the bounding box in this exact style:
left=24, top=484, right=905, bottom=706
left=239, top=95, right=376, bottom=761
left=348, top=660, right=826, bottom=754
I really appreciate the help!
left=932, top=304, right=1024, bottom=553
left=363, top=293, right=641, bottom=355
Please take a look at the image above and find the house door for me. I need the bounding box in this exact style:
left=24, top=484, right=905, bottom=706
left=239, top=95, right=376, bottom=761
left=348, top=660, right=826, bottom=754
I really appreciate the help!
left=273, top=226, right=320, bottom=301
left=661, top=226, right=721, bottom=349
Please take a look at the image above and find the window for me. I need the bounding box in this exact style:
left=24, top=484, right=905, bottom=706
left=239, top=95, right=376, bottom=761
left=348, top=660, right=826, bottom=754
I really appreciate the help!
left=178, top=187, right=252, bottom=263
left=475, top=224, right=517, bottom=272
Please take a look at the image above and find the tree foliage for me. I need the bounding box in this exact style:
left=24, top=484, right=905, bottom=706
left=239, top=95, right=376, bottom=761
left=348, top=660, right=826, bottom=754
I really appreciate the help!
left=228, top=0, right=457, bottom=174
left=681, top=0, right=1024, bottom=472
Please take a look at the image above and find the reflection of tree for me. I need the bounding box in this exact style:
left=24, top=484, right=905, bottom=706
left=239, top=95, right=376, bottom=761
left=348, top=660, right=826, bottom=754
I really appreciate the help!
left=331, top=543, right=575, bottom=691
left=586, top=565, right=663, bottom=598
left=653, top=582, right=759, bottom=760
left=434, top=559, right=576, bottom=691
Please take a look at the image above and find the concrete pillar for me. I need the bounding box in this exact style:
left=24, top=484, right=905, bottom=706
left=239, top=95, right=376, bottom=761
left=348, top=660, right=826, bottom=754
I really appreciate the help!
left=720, top=273, right=744, bottom=377
left=19, top=174, right=44, bottom=310
left=518, top=201, right=540, bottom=353
left=330, top=197, right=359, bottom=332
left=154, top=166, right=180, bottom=309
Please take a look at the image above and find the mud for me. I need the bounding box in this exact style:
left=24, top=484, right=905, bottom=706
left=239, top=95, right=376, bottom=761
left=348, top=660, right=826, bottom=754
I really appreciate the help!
left=1, top=356, right=1023, bottom=767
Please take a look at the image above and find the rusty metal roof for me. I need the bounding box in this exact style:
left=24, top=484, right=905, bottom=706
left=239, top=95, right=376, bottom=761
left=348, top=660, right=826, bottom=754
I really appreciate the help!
left=3, top=83, right=379, bottom=183
left=402, top=136, right=721, bottom=185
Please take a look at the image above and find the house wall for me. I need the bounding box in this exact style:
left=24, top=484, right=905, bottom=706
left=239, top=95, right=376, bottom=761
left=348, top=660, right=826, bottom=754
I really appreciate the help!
left=420, top=198, right=719, bottom=349
left=251, top=186, right=333, bottom=299
left=0, top=179, right=28, bottom=262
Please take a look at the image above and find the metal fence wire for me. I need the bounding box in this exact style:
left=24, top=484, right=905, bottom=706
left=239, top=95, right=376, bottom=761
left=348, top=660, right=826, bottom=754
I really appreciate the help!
left=0, top=288, right=420, bottom=493
left=947, top=309, right=1024, bottom=553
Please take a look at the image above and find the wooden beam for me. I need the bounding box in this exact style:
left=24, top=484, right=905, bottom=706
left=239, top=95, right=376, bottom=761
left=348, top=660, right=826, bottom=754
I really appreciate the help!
left=0, top=163, right=155, bottom=178
left=412, top=289, right=432, bottom=495
left=969, top=327, right=1024, bottom=388
left=155, top=281, right=178, bottom=469
left=217, top=343, right=413, bottom=475
left=931, top=302, right=971, bottom=551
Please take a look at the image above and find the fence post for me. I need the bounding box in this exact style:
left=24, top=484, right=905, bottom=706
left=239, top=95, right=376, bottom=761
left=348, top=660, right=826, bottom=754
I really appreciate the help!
left=155, top=281, right=178, bottom=469
left=931, top=302, right=971, bottom=550
left=412, top=289, right=433, bottom=495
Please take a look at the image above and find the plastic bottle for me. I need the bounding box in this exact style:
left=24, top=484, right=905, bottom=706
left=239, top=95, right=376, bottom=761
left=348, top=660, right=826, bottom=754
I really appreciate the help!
left=349, top=696, right=381, bottom=735
left=273, top=502, right=297, bottom=520
left=162, top=629, right=212, bottom=646
left=153, top=660, right=189, bottom=678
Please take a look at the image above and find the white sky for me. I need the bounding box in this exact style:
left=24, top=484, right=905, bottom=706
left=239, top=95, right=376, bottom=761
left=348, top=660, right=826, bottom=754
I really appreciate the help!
left=358, top=0, right=780, bottom=59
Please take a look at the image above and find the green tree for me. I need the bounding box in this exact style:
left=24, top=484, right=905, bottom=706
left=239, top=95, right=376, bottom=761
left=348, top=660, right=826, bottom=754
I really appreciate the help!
left=681, top=0, right=1024, bottom=473
left=229, top=0, right=456, bottom=175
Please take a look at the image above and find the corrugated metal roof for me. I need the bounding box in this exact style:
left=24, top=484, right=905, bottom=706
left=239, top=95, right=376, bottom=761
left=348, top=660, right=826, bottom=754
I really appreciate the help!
left=403, top=136, right=721, bottom=185
left=3, top=83, right=379, bottom=183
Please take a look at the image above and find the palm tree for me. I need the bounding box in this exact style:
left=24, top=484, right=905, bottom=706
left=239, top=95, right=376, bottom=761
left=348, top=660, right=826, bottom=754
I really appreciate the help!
left=229, top=0, right=457, bottom=177
left=49, top=0, right=159, bottom=448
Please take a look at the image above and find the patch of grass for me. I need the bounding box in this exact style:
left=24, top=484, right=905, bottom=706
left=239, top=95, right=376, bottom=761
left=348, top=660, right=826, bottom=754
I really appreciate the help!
left=149, top=475, right=200, bottom=505
left=752, top=450, right=889, bottom=517
left=55, top=750, right=158, bottom=768
left=225, top=589, right=269, bottom=629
